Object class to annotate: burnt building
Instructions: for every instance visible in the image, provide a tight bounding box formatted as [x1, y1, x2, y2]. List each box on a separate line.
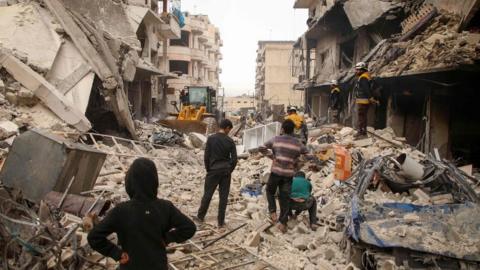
[292, 0, 480, 165]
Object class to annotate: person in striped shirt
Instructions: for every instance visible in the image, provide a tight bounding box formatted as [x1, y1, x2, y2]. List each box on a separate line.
[259, 119, 310, 233]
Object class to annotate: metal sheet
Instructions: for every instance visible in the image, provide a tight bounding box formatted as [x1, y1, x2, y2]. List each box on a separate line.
[44, 191, 110, 217]
[0, 129, 107, 202]
[347, 196, 480, 261]
[243, 122, 281, 151]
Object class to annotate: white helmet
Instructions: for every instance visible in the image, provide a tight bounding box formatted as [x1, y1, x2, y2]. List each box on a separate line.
[330, 79, 338, 85]
[288, 106, 297, 112]
[355, 62, 367, 70]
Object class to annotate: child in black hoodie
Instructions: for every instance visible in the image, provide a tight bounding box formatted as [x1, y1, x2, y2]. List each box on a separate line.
[88, 158, 196, 270]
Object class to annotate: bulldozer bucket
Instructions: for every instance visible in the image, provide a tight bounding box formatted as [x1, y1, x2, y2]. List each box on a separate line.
[158, 120, 207, 134]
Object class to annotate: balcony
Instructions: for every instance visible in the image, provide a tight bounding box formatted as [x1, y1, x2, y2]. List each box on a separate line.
[191, 48, 206, 61]
[168, 46, 192, 62]
[160, 14, 181, 39]
[190, 18, 206, 34]
[198, 35, 208, 43]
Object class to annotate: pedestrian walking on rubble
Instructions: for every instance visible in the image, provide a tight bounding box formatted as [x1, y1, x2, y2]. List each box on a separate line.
[260, 119, 311, 233]
[196, 119, 238, 228]
[353, 62, 377, 138]
[328, 79, 342, 124]
[88, 158, 196, 270]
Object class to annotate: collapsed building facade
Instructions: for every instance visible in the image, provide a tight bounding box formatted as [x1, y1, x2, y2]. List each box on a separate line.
[0, 0, 185, 138]
[291, 0, 480, 166]
[0, 0, 223, 138]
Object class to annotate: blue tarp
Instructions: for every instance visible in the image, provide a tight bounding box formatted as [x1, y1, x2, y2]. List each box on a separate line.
[172, 8, 185, 28]
[346, 195, 480, 262]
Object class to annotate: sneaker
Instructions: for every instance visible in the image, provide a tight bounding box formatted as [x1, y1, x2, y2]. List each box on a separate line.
[217, 224, 227, 233]
[269, 212, 278, 223]
[309, 223, 318, 231]
[277, 223, 288, 233]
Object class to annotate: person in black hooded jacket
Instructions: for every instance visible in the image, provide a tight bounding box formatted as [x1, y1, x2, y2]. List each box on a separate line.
[88, 158, 196, 270]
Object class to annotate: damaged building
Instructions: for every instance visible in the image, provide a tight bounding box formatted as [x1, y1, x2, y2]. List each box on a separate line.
[0, 0, 193, 138]
[165, 13, 223, 113]
[291, 0, 480, 166]
[255, 41, 303, 117]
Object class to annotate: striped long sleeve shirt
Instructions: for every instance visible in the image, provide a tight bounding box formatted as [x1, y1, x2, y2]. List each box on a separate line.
[259, 135, 309, 178]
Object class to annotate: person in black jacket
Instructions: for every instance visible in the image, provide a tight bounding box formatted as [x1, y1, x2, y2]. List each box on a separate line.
[87, 158, 196, 270]
[354, 62, 377, 138]
[196, 119, 238, 228]
[328, 79, 342, 124]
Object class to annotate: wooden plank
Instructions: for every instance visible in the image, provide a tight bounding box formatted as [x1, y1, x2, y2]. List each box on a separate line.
[56, 64, 91, 94]
[0, 51, 91, 132]
[43, 0, 116, 85]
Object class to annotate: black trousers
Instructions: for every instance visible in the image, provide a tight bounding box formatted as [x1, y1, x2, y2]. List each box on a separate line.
[357, 103, 369, 135]
[266, 173, 292, 225]
[290, 196, 318, 225]
[197, 169, 231, 226]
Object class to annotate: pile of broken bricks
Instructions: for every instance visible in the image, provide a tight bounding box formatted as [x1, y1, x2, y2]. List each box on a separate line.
[369, 11, 480, 77]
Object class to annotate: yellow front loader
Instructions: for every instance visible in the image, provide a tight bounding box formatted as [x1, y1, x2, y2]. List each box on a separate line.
[158, 86, 218, 134]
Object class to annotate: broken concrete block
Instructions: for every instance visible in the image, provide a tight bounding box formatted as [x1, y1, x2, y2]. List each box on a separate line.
[377, 259, 397, 270]
[328, 231, 344, 243]
[292, 236, 309, 250]
[412, 189, 431, 203]
[5, 92, 17, 105]
[17, 87, 37, 106]
[180, 193, 192, 201]
[431, 193, 454, 205]
[323, 248, 336, 261]
[295, 222, 309, 234]
[315, 259, 335, 270]
[0, 120, 18, 140]
[245, 231, 261, 247]
[344, 262, 360, 270]
[353, 137, 373, 147]
[403, 213, 420, 223]
[320, 199, 339, 217]
[189, 132, 207, 148]
[339, 127, 354, 137]
[322, 173, 335, 189]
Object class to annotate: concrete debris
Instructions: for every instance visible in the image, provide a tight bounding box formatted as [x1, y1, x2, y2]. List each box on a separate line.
[0, 120, 18, 140]
[0, 118, 479, 269]
[188, 132, 207, 149]
[370, 12, 480, 77]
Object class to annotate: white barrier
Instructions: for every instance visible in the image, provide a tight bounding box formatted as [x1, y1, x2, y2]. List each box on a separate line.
[243, 122, 281, 151]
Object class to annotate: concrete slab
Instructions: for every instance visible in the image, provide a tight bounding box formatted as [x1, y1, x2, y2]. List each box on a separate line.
[0, 3, 62, 71]
[46, 39, 94, 114]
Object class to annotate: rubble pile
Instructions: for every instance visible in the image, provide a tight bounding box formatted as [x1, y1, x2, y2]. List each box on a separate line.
[370, 12, 480, 76]
[202, 124, 480, 269]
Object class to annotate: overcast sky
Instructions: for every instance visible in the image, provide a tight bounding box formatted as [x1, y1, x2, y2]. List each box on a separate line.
[181, 0, 308, 97]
